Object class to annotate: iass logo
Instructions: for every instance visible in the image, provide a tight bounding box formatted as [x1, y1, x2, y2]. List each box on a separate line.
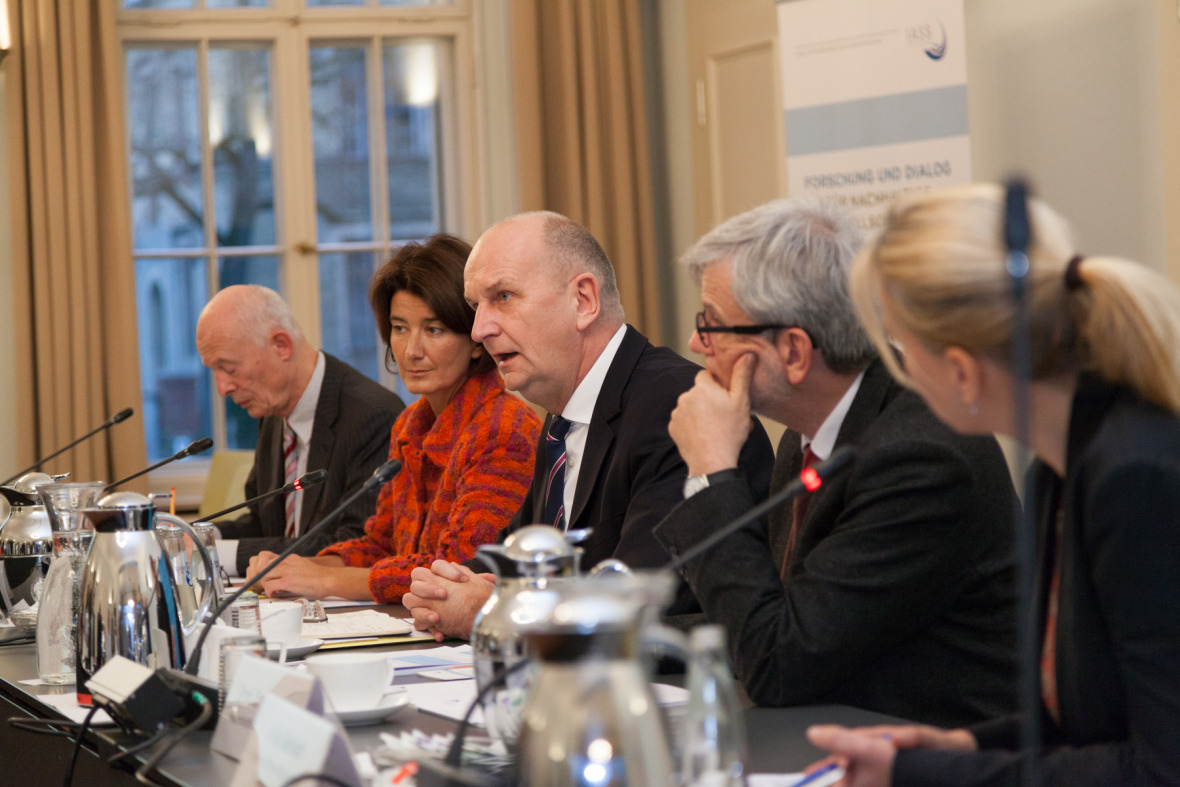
[906, 19, 947, 61]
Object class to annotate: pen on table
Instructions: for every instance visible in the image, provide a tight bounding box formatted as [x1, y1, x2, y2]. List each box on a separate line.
[792, 762, 844, 787]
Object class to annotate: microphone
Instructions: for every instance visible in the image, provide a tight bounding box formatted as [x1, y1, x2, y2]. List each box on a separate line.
[666, 446, 855, 573]
[184, 458, 402, 675]
[1004, 179, 1032, 258]
[197, 469, 328, 522]
[104, 437, 214, 492]
[1, 408, 135, 485]
[1003, 176, 1040, 787]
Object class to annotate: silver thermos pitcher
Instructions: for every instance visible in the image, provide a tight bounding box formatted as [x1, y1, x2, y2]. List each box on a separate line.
[514, 571, 682, 787]
[0, 472, 56, 614]
[75, 492, 216, 701]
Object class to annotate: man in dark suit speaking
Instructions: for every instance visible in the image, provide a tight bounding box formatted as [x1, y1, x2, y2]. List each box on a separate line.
[196, 285, 404, 577]
[654, 197, 1019, 728]
[402, 211, 773, 639]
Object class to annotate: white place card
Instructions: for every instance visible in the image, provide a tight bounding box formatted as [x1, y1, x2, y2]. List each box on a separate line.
[212, 656, 325, 761]
[231, 694, 361, 787]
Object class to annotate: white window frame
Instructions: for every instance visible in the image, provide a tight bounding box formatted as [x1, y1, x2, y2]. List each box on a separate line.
[114, 0, 516, 506]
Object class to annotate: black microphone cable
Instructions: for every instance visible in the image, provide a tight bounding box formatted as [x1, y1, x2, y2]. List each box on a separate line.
[666, 446, 855, 573]
[2, 408, 135, 485]
[131, 692, 213, 786]
[62, 703, 103, 787]
[184, 459, 402, 675]
[105, 437, 214, 492]
[198, 469, 328, 522]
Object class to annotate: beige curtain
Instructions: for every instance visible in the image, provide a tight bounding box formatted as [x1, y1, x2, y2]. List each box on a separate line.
[513, 0, 663, 345]
[6, 1, 145, 486]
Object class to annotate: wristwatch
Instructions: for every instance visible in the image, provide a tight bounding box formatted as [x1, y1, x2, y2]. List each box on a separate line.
[683, 468, 740, 499]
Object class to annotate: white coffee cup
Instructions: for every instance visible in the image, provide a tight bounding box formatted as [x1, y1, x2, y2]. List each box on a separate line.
[304, 652, 395, 712]
[259, 601, 303, 644]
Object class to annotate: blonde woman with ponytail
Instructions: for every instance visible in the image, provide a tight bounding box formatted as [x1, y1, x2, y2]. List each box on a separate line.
[807, 184, 1180, 786]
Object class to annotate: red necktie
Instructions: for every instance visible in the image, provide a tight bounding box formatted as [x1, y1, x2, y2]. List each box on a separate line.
[781, 445, 818, 581]
[283, 422, 298, 538]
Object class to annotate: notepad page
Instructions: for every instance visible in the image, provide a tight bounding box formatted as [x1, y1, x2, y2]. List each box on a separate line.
[300, 609, 413, 639]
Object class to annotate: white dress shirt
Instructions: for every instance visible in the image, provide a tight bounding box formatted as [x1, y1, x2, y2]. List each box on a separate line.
[554, 325, 627, 526]
[217, 351, 326, 575]
[801, 370, 865, 461]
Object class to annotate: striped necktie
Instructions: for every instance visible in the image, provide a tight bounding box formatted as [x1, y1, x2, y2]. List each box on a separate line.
[542, 416, 572, 529]
[283, 422, 298, 538]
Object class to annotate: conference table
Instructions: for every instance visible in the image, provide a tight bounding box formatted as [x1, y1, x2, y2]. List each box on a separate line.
[0, 605, 905, 785]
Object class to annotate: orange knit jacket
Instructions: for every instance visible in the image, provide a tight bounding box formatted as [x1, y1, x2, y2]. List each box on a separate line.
[319, 369, 540, 602]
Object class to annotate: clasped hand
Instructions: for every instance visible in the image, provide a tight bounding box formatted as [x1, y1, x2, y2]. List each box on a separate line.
[402, 560, 497, 642]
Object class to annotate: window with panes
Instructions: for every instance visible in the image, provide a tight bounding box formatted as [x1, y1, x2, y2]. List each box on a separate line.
[117, 0, 476, 462]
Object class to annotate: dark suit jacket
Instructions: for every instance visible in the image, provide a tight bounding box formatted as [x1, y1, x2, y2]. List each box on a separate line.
[894, 374, 1180, 785]
[484, 325, 774, 615]
[655, 359, 1019, 728]
[215, 353, 404, 575]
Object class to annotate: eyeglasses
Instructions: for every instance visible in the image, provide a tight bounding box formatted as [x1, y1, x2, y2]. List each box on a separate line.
[695, 310, 795, 349]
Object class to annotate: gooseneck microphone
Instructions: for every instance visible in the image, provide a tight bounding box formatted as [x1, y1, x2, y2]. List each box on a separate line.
[666, 446, 855, 573]
[184, 458, 403, 675]
[2, 408, 135, 485]
[104, 437, 214, 492]
[1004, 177, 1040, 787]
[197, 469, 329, 522]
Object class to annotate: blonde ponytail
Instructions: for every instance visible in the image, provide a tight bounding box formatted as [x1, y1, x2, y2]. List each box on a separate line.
[1071, 257, 1180, 412]
[851, 184, 1180, 414]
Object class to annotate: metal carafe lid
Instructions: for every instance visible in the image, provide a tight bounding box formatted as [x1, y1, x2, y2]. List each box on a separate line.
[503, 525, 574, 564]
[518, 571, 678, 655]
[477, 524, 577, 579]
[83, 491, 155, 533]
[0, 472, 56, 556]
[0, 472, 55, 508]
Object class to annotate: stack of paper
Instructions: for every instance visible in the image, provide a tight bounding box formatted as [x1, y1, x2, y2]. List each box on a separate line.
[300, 609, 413, 640]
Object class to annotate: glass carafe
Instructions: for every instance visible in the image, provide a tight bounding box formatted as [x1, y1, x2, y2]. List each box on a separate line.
[34, 482, 105, 684]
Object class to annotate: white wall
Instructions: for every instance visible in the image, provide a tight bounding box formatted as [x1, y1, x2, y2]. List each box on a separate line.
[0, 70, 17, 474]
[662, 0, 1178, 369]
[659, 0, 698, 358]
[965, 0, 1169, 270]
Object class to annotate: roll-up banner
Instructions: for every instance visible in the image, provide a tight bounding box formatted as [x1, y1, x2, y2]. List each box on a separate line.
[777, 0, 970, 230]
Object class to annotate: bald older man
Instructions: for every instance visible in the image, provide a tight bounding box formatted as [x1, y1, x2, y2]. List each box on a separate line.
[196, 285, 404, 576]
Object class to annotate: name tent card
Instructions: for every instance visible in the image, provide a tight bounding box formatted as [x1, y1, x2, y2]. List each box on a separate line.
[231, 693, 361, 787]
[213, 655, 325, 761]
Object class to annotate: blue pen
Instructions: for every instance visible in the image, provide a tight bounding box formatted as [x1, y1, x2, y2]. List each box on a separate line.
[791, 762, 844, 787]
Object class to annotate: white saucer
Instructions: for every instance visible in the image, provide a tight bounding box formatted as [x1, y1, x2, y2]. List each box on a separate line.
[265, 637, 324, 661]
[332, 689, 410, 726]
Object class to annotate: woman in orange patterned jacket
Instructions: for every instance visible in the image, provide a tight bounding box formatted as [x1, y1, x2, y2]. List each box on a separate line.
[249, 234, 540, 602]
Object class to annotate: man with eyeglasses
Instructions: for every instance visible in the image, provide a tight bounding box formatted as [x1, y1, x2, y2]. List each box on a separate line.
[653, 196, 1021, 728]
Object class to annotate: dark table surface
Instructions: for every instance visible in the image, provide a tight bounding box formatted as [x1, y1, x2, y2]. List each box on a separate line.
[0, 607, 905, 784]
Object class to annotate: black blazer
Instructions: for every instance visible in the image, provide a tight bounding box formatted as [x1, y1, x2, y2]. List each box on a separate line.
[216, 353, 404, 575]
[894, 374, 1180, 785]
[488, 325, 774, 614]
[655, 359, 1020, 728]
